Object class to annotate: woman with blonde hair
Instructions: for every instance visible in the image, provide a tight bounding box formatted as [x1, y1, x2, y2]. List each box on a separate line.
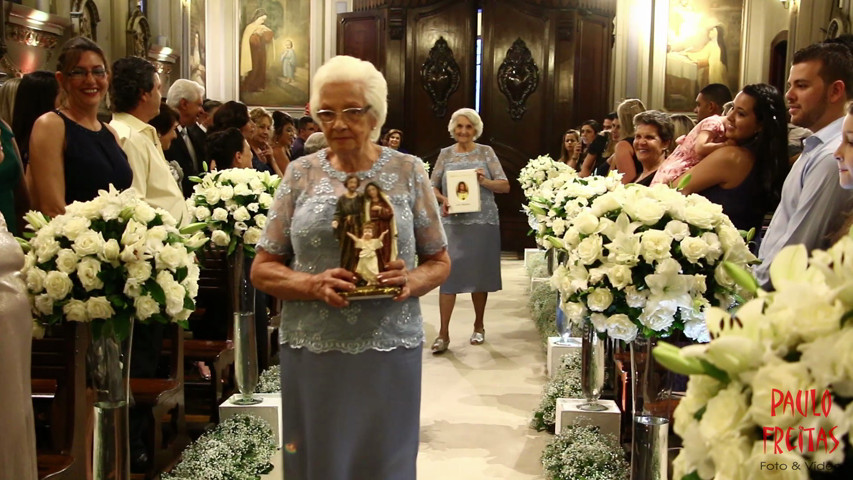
[249, 107, 281, 175]
[0, 77, 21, 125]
[611, 98, 646, 183]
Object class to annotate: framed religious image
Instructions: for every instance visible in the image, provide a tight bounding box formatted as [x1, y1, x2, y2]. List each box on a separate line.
[332, 177, 401, 300]
[238, 0, 310, 108]
[664, 0, 743, 112]
[446, 169, 481, 214]
[189, 0, 206, 87]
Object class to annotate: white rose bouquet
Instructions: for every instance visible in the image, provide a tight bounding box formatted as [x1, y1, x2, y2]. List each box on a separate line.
[525, 170, 623, 248]
[188, 168, 281, 257]
[20, 186, 206, 340]
[519, 154, 573, 200]
[653, 235, 853, 479]
[551, 183, 756, 343]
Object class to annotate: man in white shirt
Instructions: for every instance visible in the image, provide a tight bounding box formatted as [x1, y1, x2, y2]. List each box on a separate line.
[109, 56, 188, 226]
[755, 41, 853, 288]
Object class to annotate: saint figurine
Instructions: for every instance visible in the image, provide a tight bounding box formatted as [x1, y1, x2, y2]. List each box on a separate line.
[347, 223, 388, 286]
[362, 182, 397, 271]
[331, 175, 364, 272]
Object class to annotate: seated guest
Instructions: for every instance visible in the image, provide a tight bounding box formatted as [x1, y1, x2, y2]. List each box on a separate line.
[558, 129, 581, 169]
[611, 98, 646, 183]
[601, 111, 618, 158]
[249, 107, 280, 175]
[303, 131, 327, 155]
[383, 128, 408, 153]
[652, 83, 733, 185]
[578, 119, 608, 177]
[198, 99, 221, 132]
[631, 110, 673, 186]
[271, 110, 295, 174]
[207, 127, 254, 170]
[290, 115, 318, 159]
[28, 37, 131, 217]
[676, 84, 789, 233]
[210, 101, 272, 174]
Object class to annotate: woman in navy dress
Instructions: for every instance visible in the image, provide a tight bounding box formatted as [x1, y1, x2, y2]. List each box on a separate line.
[28, 37, 131, 216]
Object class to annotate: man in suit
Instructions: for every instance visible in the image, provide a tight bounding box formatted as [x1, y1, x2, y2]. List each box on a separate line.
[165, 79, 206, 197]
[291, 115, 318, 160]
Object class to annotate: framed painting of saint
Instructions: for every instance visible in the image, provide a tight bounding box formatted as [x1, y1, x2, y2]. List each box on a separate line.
[238, 0, 310, 108]
[189, 0, 206, 88]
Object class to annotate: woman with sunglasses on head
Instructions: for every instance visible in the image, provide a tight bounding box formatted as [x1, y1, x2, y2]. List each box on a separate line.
[28, 37, 131, 217]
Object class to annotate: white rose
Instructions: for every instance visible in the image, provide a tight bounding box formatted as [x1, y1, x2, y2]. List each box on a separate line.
[259, 192, 273, 209]
[560, 300, 587, 325]
[254, 214, 268, 229]
[156, 244, 185, 271]
[606, 264, 633, 290]
[26, 267, 48, 293]
[126, 261, 153, 283]
[701, 232, 723, 263]
[232, 206, 251, 222]
[586, 287, 613, 312]
[589, 313, 609, 332]
[574, 211, 600, 236]
[682, 196, 723, 229]
[624, 197, 666, 225]
[680, 237, 709, 264]
[638, 296, 677, 332]
[134, 294, 161, 321]
[211, 230, 230, 247]
[714, 264, 735, 288]
[194, 206, 211, 221]
[61, 216, 91, 240]
[605, 314, 638, 342]
[551, 218, 567, 236]
[717, 224, 744, 251]
[247, 202, 260, 213]
[212, 208, 229, 222]
[121, 219, 147, 246]
[233, 183, 251, 196]
[219, 185, 234, 201]
[34, 294, 55, 315]
[62, 298, 89, 322]
[44, 271, 73, 300]
[76, 257, 104, 291]
[162, 282, 187, 316]
[624, 285, 648, 308]
[133, 203, 157, 223]
[72, 231, 105, 257]
[562, 227, 580, 249]
[243, 227, 262, 245]
[640, 230, 673, 262]
[34, 235, 61, 263]
[99, 238, 121, 264]
[749, 361, 815, 429]
[249, 178, 264, 192]
[699, 382, 750, 441]
[590, 194, 621, 217]
[86, 296, 115, 320]
[203, 187, 221, 204]
[664, 220, 690, 241]
[575, 234, 603, 265]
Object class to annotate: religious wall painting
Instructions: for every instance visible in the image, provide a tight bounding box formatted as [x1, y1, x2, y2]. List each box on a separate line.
[239, 0, 310, 108]
[664, 0, 743, 112]
[189, 0, 206, 87]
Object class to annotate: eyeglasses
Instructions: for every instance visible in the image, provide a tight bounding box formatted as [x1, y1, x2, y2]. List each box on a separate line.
[314, 106, 371, 124]
[67, 67, 107, 79]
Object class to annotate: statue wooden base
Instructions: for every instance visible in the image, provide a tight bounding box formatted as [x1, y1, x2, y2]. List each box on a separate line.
[340, 285, 401, 300]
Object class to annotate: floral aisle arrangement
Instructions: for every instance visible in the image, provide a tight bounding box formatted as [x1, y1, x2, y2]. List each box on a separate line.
[524, 169, 624, 249]
[519, 154, 573, 200]
[21, 186, 205, 338]
[550, 183, 756, 343]
[541, 423, 629, 480]
[654, 237, 853, 479]
[255, 365, 281, 394]
[187, 168, 281, 257]
[532, 352, 584, 432]
[164, 414, 276, 480]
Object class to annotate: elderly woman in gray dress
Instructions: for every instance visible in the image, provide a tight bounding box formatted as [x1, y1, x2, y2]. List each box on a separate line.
[251, 55, 449, 480]
[429, 108, 509, 353]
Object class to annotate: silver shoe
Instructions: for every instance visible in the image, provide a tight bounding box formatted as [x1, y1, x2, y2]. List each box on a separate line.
[431, 337, 449, 354]
[469, 331, 485, 345]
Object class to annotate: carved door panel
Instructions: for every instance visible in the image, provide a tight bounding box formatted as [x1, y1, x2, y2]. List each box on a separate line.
[337, 10, 385, 71]
[404, 0, 477, 164]
[479, 0, 558, 252]
[573, 13, 613, 129]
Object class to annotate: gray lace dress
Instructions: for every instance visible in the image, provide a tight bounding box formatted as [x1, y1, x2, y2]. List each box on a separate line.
[257, 147, 446, 480]
[431, 143, 507, 293]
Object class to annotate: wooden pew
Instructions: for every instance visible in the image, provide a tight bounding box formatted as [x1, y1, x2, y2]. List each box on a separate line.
[31, 323, 89, 480]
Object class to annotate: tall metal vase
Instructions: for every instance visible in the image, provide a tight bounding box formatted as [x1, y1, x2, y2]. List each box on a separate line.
[630, 337, 669, 480]
[578, 321, 607, 411]
[87, 320, 134, 480]
[548, 248, 574, 345]
[228, 247, 262, 405]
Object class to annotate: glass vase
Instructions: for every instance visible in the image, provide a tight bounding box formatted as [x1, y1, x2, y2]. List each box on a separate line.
[578, 321, 607, 411]
[228, 247, 262, 405]
[87, 320, 134, 480]
[629, 337, 671, 480]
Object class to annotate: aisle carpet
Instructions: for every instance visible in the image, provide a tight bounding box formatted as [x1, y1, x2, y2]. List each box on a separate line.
[262, 254, 550, 479]
[418, 253, 550, 479]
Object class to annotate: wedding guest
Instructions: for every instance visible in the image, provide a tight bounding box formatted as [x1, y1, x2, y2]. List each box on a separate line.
[148, 103, 183, 183]
[631, 110, 673, 186]
[383, 128, 408, 153]
[303, 131, 327, 155]
[198, 98, 221, 132]
[28, 36, 131, 217]
[578, 119, 608, 177]
[271, 110, 295, 174]
[429, 108, 509, 352]
[558, 129, 581, 168]
[694, 83, 733, 122]
[676, 84, 789, 233]
[12, 71, 59, 168]
[669, 114, 696, 150]
[0, 77, 21, 125]
[164, 78, 206, 197]
[755, 42, 853, 288]
[611, 98, 646, 183]
[207, 127, 254, 171]
[290, 115, 318, 159]
[0, 207, 37, 480]
[251, 55, 449, 479]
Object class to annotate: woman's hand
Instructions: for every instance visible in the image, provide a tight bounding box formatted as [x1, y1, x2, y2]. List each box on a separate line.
[378, 259, 411, 301]
[476, 168, 486, 184]
[309, 267, 357, 308]
[440, 201, 450, 216]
